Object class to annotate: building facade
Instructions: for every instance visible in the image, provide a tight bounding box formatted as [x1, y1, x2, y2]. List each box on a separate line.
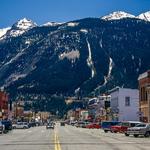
[0, 91, 8, 119]
[88, 95, 111, 122]
[138, 70, 150, 122]
[109, 87, 139, 121]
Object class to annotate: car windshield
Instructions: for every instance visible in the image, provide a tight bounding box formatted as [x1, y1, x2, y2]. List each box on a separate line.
[135, 124, 146, 127]
[121, 122, 129, 126]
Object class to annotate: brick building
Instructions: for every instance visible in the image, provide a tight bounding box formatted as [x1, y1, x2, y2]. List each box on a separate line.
[138, 70, 150, 122]
[0, 90, 8, 119]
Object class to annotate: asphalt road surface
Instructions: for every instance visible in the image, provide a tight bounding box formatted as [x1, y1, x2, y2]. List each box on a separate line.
[0, 123, 150, 150]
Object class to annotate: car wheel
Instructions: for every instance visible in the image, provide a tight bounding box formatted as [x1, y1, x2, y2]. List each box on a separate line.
[125, 133, 129, 136]
[104, 130, 108, 133]
[134, 134, 139, 137]
[144, 132, 150, 137]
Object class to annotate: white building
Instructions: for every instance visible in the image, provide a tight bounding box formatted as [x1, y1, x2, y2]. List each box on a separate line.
[109, 87, 139, 121]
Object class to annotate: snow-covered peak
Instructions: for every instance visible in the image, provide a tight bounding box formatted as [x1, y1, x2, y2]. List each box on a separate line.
[137, 11, 150, 22]
[42, 22, 63, 27]
[0, 27, 11, 38]
[101, 11, 135, 20]
[1, 18, 37, 38]
[12, 18, 37, 30]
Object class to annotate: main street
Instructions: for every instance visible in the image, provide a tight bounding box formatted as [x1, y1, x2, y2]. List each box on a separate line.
[0, 124, 150, 150]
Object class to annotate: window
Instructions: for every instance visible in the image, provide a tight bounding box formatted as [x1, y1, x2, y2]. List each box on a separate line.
[125, 97, 130, 106]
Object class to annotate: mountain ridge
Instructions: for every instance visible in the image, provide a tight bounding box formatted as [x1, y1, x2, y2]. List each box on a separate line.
[1, 11, 150, 40]
[0, 16, 150, 98]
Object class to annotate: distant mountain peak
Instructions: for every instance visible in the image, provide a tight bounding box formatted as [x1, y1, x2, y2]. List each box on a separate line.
[12, 18, 37, 30]
[137, 11, 150, 22]
[101, 11, 135, 20]
[1, 18, 37, 39]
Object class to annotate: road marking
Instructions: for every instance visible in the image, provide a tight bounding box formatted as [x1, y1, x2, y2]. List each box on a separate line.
[54, 130, 61, 150]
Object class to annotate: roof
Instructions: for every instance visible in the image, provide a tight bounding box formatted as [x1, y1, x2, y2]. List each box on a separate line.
[108, 86, 138, 94]
[108, 86, 120, 93]
[138, 70, 150, 80]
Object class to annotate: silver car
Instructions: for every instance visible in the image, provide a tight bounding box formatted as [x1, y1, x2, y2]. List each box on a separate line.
[12, 122, 29, 129]
[126, 123, 150, 137]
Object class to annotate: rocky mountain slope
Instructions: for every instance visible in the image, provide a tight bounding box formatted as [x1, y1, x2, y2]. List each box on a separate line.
[0, 11, 150, 97]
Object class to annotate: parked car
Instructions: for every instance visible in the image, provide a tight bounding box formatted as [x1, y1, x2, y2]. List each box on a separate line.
[60, 121, 65, 126]
[28, 122, 36, 127]
[101, 121, 121, 133]
[75, 122, 83, 128]
[2, 120, 12, 132]
[0, 121, 5, 134]
[111, 121, 141, 133]
[12, 122, 29, 129]
[86, 123, 101, 129]
[75, 121, 88, 128]
[46, 122, 55, 129]
[80, 122, 89, 128]
[126, 123, 150, 137]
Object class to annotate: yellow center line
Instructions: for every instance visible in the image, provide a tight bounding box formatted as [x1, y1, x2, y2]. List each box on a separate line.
[54, 129, 62, 150]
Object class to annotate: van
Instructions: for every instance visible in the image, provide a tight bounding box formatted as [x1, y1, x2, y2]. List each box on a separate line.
[101, 121, 120, 133]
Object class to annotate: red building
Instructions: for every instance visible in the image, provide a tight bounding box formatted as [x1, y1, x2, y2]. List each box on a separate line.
[138, 70, 150, 122]
[0, 91, 8, 119]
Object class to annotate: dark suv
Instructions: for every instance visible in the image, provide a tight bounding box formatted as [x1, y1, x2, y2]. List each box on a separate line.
[2, 120, 12, 132]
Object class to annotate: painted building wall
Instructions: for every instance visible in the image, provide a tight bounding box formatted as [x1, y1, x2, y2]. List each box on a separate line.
[110, 87, 139, 121]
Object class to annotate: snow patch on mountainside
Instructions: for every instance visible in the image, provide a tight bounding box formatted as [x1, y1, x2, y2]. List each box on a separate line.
[86, 39, 96, 78]
[107, 57, 113, 79]
[42, 22, 64, 26]
[25, 40, 31, 45]
[99, 39, 103, 48]
[80, 29, 88, 33]
[103, 57, 113, 86]
[101, 11, 135, 20]
[94, 57, 113, 91]
[4, 46, 29, 66]
[0, 27, 11, 38]
[67, 22, 79, 27]
[59, 50, 80, 63]
[4, 73, 27, 87]
[75, 87, 80, 94]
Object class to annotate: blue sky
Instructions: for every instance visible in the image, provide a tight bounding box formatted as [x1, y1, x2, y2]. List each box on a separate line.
[0, 0, 150, 28]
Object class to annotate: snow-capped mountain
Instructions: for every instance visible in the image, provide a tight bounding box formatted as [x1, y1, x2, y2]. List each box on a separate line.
[137, 11, 150, 22]
[0, 27, 11, 38]
[1, 18, 37, 39]
[101, 11, 135, 20]
[0, 14, 150, 98]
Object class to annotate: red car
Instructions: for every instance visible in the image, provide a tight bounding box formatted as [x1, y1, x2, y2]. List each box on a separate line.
[111, 121, 141, 133]
[86, 123, 101, 129]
